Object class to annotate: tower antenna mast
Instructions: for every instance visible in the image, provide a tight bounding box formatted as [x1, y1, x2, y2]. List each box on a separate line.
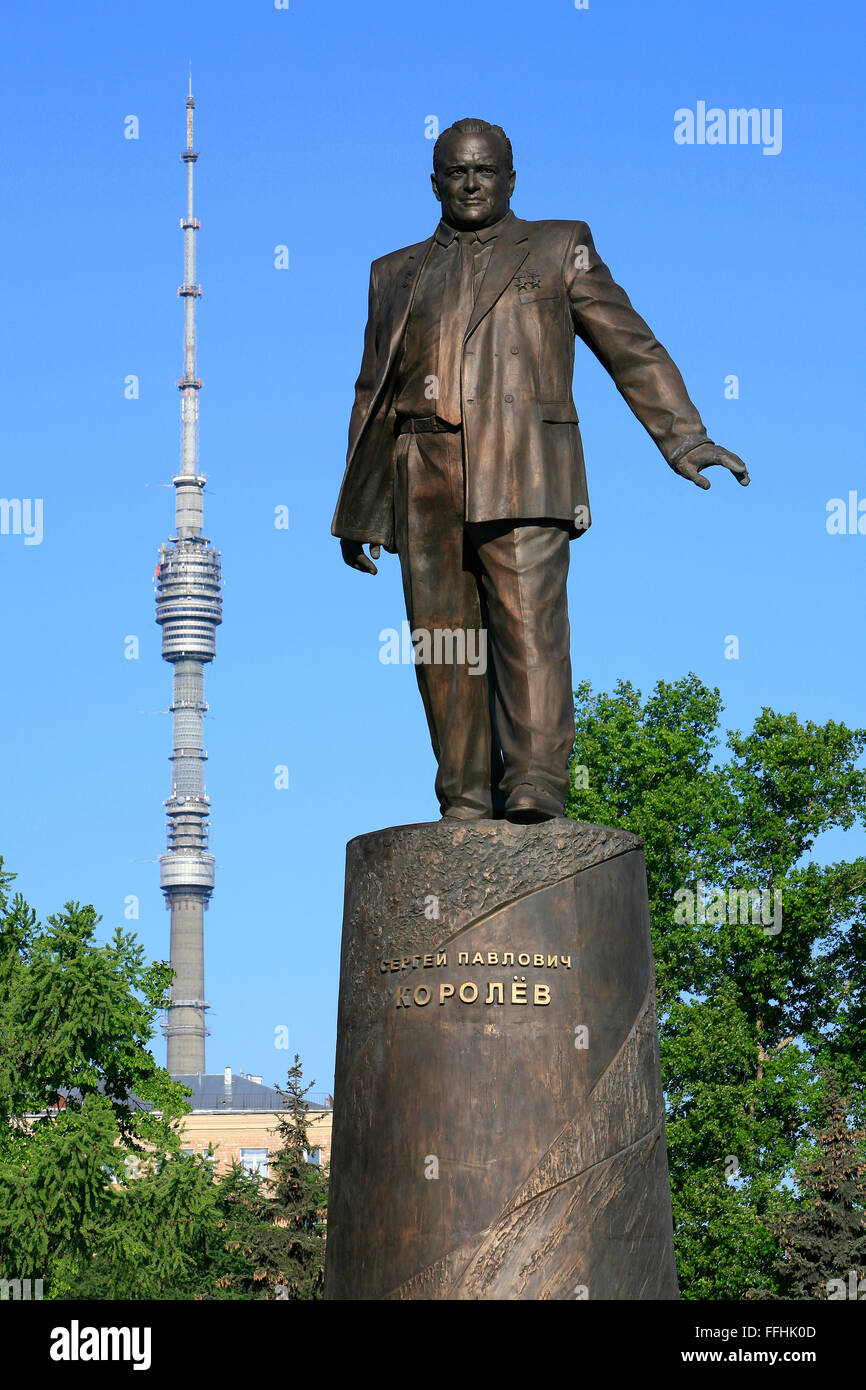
[155, 83, 222, 1074]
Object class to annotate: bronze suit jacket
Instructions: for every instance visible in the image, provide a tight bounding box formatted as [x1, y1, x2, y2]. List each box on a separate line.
[331, 214, 708, 550]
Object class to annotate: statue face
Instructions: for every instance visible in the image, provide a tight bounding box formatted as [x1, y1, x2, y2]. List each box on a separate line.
[431, 131, 515, 231]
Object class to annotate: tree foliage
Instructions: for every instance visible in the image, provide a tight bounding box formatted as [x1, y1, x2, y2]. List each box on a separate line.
[754, 1069, 866, 1299]
[567, 675, 866, 1299]
[209, 1057, 329, 1301]
[0, 860, 199, 1294]
[0, 861, 327, 1299]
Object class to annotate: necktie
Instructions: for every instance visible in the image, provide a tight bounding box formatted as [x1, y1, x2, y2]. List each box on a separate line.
[436, 231, 476, 425]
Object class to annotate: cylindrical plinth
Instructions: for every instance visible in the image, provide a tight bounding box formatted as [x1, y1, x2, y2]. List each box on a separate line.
[325, 819, 678, 1300]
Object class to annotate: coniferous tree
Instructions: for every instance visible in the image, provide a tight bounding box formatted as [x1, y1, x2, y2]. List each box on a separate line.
[214, 1057, 329, 1300]
[761, 1070, 866, 1299]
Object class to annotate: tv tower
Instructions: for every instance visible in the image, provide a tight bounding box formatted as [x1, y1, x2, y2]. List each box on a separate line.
[155, 80, 222, 1074]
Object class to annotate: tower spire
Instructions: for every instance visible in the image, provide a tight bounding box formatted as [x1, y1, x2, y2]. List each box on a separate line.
[155, 84, 222, 1075]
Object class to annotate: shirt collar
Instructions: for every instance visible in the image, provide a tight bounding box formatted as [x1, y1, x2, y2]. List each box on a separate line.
[434, 208, 515, 246]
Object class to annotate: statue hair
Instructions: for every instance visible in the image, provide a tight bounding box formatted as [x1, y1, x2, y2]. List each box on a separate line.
[433, 118, 513, 171]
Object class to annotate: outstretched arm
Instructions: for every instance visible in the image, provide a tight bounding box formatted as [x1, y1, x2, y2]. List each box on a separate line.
[565, 222, 749, 489]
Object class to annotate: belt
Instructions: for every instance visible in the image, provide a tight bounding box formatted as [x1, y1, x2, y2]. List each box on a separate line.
[397, 416, 462, 436]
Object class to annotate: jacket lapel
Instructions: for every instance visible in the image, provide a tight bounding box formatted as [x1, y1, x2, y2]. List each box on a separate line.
[380, 239, 435, 387]
[346, 240, 434, 465]
[464, 219, 530, 341]
[352, 217, 529, 452]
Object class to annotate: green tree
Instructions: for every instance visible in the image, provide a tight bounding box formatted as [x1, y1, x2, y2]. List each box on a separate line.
[567, 675, 866, 1299]
[754, 1070, 866, 1299]
[53, 1148, 231, 1300]
[0, 859, 226, 1297]
[0, 860, 331, 1300]
[212, 1057, 329, 1300]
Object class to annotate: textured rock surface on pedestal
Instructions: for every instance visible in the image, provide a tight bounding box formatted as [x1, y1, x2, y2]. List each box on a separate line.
[324, 819, 678, 1300]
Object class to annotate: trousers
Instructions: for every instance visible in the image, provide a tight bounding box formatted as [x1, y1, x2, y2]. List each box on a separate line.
[393, 426, 574, 818]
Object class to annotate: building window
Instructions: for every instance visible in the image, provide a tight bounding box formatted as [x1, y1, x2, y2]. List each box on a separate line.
[240, 1148, 269, 1178]
[304, 1147, 322, 1168]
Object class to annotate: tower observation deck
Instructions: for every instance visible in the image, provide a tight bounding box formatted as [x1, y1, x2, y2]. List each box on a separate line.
[156, 83, 222, 1074]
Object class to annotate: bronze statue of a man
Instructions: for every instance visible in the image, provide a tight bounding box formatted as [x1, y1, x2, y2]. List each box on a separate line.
[332, 118, 749, 823]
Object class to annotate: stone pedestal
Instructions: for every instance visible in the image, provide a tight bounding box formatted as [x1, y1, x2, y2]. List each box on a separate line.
[324, 819, 678, 1300]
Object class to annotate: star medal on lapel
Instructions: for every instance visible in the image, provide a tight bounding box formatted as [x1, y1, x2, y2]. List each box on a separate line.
[514, 270, 542, 292]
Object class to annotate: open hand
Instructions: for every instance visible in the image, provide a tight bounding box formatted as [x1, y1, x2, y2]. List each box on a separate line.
[675, 442, 750, 490]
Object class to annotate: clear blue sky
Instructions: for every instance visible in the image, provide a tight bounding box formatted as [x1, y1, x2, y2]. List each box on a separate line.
[1, 0, 863, 1096]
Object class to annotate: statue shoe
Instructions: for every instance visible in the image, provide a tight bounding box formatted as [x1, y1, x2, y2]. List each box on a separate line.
[504, 785, 564, 824]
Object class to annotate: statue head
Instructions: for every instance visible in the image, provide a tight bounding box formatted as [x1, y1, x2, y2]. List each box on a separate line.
[431, 118, 515, 231]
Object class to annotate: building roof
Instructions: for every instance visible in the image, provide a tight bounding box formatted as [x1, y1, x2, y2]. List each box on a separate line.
[173, 1073, 333, 1113]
